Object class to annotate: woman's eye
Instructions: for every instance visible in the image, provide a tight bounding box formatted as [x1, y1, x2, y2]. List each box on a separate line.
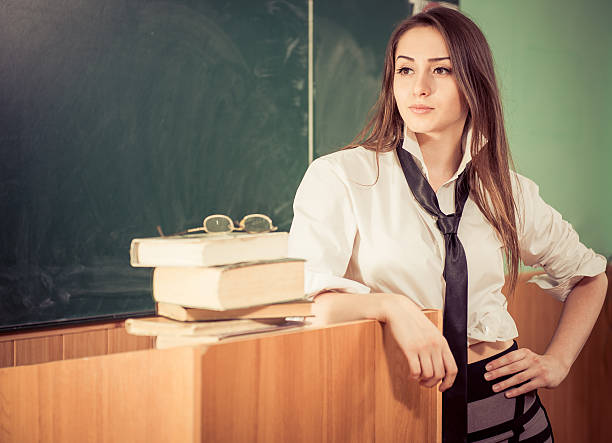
[396, 67, 413, 75]
[433, 67, 452, 75]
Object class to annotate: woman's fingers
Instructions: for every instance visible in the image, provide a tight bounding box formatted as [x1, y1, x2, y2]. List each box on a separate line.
[490, 369, 535, 394]
[420, 350, 445, 388]
[406, 344, 447, 387]
[485, 348, 528, 369]
[439, 343, 458, 392]
[406, 353, 423, 379]
[485, 358, 528, 381]
[504, 378, 540, 398]
[419, 353, 434, 380]
[432, 349, 446, 384]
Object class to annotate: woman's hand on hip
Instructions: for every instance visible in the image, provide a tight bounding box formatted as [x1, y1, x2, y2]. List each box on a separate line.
[483, 347, 570, 398]
[382, 294, 457, 392]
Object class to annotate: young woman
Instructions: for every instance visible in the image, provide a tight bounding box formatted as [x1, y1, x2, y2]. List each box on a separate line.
[288, 6, 607, 443]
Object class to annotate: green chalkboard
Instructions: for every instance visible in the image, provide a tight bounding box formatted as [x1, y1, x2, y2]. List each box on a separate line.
[313, 1, 460, 158]
[314, 0, 411, 157]
[0, 0, 308, 330]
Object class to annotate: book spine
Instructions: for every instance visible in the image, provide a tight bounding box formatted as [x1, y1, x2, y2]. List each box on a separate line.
[129, 240, 141, 266]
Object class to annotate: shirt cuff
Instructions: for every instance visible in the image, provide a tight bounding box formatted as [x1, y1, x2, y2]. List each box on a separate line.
[527, 252, 607, 302]
[304, 270, 371, 300]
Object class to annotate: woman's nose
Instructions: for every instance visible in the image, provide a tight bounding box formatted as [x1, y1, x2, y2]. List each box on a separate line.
[413, 73, 431, 97]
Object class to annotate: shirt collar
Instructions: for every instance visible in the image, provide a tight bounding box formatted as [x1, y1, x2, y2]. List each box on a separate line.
[400, 127, 475, 185]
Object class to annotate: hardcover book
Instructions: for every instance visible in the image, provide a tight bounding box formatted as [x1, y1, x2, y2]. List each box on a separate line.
[156, 299, 313, 321]
[124, 317, 305, 349]
[152, 258, 305, 310]
[130, 232, 289, 267]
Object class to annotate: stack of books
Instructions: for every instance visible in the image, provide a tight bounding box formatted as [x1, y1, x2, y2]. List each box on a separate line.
[126, 232, 312, 348]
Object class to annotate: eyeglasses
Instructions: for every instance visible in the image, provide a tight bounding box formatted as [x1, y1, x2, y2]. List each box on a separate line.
[157, 214, 278, 236]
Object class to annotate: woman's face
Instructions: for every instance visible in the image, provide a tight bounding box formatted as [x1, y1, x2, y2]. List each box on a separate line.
[393, 26, 468, 138]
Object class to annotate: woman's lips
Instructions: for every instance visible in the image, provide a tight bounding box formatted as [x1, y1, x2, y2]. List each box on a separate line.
[409, 105, 434, 114]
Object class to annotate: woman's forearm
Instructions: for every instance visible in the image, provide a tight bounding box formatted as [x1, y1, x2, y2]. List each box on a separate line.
[311, 291, 420, 325]
[544, 272, 608, 371]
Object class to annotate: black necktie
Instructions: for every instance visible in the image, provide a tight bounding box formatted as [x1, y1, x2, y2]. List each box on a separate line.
[396, 144, 470, 443]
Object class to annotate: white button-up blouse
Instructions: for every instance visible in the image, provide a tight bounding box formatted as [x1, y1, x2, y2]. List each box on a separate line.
[288, 132, 607, 345]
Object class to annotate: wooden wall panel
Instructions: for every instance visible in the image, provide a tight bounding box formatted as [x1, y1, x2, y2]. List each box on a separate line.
[324, 320, 375, 443]
[375, 310, 442, 443]
[1, 320, 154, 368]
[108, 325, 154, 353]
[0, 346, 201, 443]
[0, 341, 14, 368]
[15, 336, 63, 366]
[587, 268, 611, 443]
[507, 267, 611, 443]
[1, 321, 120, 342]
[63, 329, 108, 360]
[199, 320, 378, 443]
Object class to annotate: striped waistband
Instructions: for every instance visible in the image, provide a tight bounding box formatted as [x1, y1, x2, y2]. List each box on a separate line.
[467, 340, 518, 403]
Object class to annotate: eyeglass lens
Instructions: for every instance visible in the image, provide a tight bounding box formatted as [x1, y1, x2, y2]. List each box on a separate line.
[204, 217, 233, 233]
[242, 216, 271, 233]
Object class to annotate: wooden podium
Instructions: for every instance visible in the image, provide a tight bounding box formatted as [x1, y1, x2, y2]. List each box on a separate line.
[0, 315, 442, 443]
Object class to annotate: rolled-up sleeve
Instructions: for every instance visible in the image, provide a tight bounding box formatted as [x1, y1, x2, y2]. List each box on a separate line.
[288, 157, 371, 298]
[515, 174, 607, 301]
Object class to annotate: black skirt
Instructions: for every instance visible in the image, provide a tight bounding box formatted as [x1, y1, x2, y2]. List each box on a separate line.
[467, 341, 554, 442]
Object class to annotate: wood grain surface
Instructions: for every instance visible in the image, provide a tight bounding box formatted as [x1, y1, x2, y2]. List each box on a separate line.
[0, 319, 442, 442]
[507, 266, 611, 443]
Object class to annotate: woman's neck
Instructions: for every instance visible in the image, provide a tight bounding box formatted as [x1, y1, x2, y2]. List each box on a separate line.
[416, 128, 464, 192]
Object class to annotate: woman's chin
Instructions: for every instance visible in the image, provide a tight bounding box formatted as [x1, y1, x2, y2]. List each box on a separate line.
[405, 123, 436, 135]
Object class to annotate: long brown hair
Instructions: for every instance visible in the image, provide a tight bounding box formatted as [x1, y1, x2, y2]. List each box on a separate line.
[344, 7, 521, 295]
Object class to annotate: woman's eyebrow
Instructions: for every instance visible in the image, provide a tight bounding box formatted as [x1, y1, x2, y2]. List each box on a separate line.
[396, 56, 450, 62]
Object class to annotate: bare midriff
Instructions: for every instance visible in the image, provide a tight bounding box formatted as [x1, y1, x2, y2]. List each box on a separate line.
[467, 339, 515, 364]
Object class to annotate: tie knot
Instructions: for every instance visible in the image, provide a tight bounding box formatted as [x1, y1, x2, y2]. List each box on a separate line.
[436, 214, 460, 235]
